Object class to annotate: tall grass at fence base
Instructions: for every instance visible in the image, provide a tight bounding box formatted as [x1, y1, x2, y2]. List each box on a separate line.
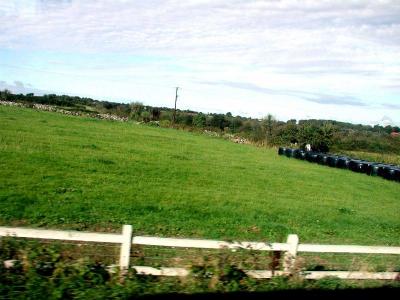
[1, 239, 399, 299]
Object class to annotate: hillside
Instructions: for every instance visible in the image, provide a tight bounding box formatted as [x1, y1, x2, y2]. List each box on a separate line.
[0, 105, 399, 245]
[2, 91, 400, 161]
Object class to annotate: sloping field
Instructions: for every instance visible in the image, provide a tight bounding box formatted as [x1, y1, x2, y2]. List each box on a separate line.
[0, 105, 399, 245]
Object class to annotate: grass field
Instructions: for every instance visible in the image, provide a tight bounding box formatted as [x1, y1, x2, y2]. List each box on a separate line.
[0, 105, 399, 246]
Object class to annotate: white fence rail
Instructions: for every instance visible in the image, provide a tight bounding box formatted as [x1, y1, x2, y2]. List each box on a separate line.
[1, 225, 399, 280]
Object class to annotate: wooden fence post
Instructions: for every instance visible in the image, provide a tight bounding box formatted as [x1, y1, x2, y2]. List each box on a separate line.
[119, 225, 133, 271]
[283, 234, 299, 274]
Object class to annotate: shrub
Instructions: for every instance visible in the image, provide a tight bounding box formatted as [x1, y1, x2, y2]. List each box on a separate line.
[193, 113, 206, 127]
[140, 111, 151, 123]
[159, 120, 171, 128]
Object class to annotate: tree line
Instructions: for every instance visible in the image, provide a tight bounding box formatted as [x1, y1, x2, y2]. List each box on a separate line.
[1, 89, 399, 155]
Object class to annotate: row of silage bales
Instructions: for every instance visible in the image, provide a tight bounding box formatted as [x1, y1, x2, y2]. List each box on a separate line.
[317, 153, 329, 165]
[326, 155, 339, 167]
[337, 156, 351, 169]
[277, 147, 400, 182]
[378, 164, 400, 181]
[294, 149, 306, 160]
[305, 151, 319, 163]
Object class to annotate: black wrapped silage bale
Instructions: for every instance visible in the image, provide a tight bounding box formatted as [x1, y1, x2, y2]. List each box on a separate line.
[343, 159, 374, 174]
[278, 147, 286, 155]
[317, 153, 329, 165]
[377, 164, 390, 178]
[305, 152, 319, 163]
[382, 166, 398, 181]
[363, 161, 376, 175]
[293, 149, 301, 159]
[348, 159, 363, 173]
[394, 168, 400, 182]
[337, 157, 350, 169]
[326, 155, 339, 168]
[370, 164, 384, 176]
[296, 150, 306, 160]
[358, 161, 374, 174]
[387, 167, 397, 181]
[292, 149, 301, 158]
[285, 148, 295, 158]
[312, 152, 319, 163]
[305, 151, 312, 162]
[353, 160, 370, 173]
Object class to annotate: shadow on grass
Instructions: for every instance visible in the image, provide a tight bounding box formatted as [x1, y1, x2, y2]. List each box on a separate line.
[137, 287, 400, 300]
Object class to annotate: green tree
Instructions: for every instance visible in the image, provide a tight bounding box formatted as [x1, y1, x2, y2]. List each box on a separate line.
[210, 114, 229, 130]
[298, 122, 336, 152]
[261, 114, 275, 145]
[0, 89, 11, 101]
[277, 123, 298, 145]
[193, 113, 206, 127]
[183, 114, 193, 126]
[129, 101, 144, 120]
[150, 107, 161, 121]
[229, 117, 242, 132]
[140, 111, 151, 123]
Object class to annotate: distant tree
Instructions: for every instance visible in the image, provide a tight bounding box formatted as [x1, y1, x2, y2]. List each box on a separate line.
[160, 110, 173, 121]
[140, 111, 151, 123]
[317, 122, 336, 152]
[229, 117, 242, 132]
[261, 114, 275, 144]
[278, 122, 298, 145]
[150, 107, 161, 121]
[384, 125, 393, 135]
[250, 122, 264, 141]
[129, 101, 144, 120]
[297, 122, 336, 152]
[171, 113, 192, 126]
[182, 114, 193, 126]
[193, 113, 206, 127]
[0, 89, 11, 101]
[210, 114, 229, 130]
[373, 125, 384, 133]
[239, 120, 253, 133]
[114, 104, 130, 117]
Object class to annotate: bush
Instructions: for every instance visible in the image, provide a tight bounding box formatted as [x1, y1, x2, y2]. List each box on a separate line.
[159, 120, 171, 128]
[140, 111, 151, 123]
[193, 113, 206, 127]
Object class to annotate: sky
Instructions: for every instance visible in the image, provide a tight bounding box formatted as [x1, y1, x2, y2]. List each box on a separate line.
[0, 0, 399, 126]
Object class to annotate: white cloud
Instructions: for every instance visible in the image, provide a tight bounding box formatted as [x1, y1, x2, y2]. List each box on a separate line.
[0, 0, 399, 124]
[0, 80, 50, 95]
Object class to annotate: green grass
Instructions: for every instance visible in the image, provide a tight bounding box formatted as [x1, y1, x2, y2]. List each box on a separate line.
[0, 105, 399, 246]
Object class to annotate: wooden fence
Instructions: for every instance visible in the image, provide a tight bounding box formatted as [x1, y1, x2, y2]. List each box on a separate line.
[1, 225, 399, 280]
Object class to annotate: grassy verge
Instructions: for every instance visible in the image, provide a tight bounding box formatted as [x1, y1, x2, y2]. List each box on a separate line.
[1, 238, 399, 299]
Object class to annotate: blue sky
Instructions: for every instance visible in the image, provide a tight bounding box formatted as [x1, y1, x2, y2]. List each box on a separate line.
[0, 0, 399, 125]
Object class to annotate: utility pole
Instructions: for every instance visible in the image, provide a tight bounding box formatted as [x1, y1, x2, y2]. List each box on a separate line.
[172, 87, 179, 124]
